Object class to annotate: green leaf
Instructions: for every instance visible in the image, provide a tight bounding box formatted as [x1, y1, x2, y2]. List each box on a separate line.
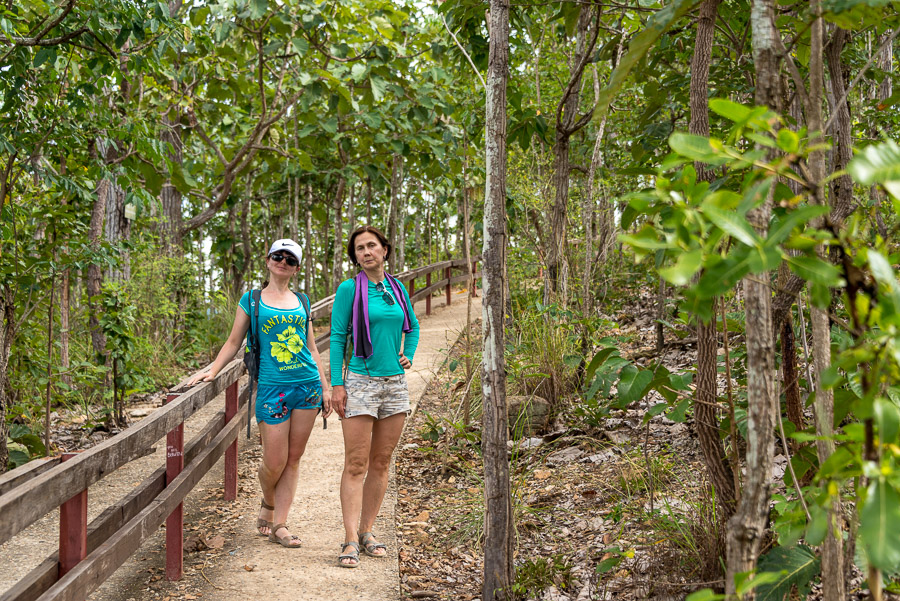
[659, 248, 703, 286]
[591, 0, 697, 129]
[250, 0, 268, 19]
[292, 37, 309, 55]
[786, 255, 844, 287]
[776, 129, 800, 153]
[297, 150, 313, 171]
[686, 590, 724, 601]
[766, 205, 829, 245]
[585, 347, 618, 383]
[33, 47, 56, 68]
[709, 98, 752, 123]
[755, 545, 820, 601]
[874, 397, 900, 446]
[869, 250, 898, 290]
[369, 73, 388, 101]
[848, 139, 900, 190]
[7, 448, 30, 468]
[616, 365, 653, 405]
[860, 477, 900, 571]
[702, 204, 761, 247]
[669, 133, 726, 164]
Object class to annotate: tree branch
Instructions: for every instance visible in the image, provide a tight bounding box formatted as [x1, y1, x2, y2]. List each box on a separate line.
[441, 14, 485, 89]
[823, 27, 900, 133]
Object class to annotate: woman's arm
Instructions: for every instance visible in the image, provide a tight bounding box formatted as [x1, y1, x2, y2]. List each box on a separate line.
[306, 330, 333, 418]
[329, 280, 353, 386]
[400, 284, 420, 366]
[187, 306, 250, 385]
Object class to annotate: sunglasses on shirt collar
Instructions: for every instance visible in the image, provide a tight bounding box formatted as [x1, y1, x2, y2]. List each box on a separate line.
[269, 253, 299, 267]
[375, 281, 395, 305]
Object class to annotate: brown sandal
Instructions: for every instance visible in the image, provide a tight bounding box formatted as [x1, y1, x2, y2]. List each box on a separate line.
[268, 523, 302, 548]
[257, 499, 274, 536]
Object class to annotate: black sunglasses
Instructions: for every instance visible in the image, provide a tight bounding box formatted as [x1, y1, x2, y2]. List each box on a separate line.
[375, 282, 395, 305]
[269, 253, 299, 267]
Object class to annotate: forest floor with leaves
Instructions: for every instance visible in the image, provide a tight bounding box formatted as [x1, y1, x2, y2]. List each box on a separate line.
[394, 285, 883, 601]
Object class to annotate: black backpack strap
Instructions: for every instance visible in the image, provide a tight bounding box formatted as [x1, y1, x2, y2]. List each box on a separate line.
[295, 290, 325, 429]
[246, 289, 261, 439]
[294, 291, 311, 337]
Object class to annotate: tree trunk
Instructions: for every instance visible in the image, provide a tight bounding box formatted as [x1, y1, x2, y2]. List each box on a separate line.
[305, 185, 313, 292]
[104, 181, 130, 282]
[365, 176, 373, 226]
[332, 177, 346, 291]
[87, 179, 110, 363]
[347, 179, 356, 236]
[779, 263, 804, 436]
[388, 154, 402, 249]
[397, 180, 408, 271]
[0, 284, 15, 472]
[689, 0, 736, 517]
[160, 117, 183, 252]
[546, 6, 593, 307]
[808, 5, 845, 599]
[825, 27, 855, 228]
[725, 0, 778, 593]
[585, 110, 609, 321]
[482, 1, 514, 599]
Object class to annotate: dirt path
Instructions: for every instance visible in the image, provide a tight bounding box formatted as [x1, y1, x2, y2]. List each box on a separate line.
[0, 287, 480, 601]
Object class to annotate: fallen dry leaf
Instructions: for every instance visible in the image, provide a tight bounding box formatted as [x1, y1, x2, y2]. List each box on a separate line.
[414, 510, 430, 523]
[205, 535, 225, 549]
[534, 469, 552, 480]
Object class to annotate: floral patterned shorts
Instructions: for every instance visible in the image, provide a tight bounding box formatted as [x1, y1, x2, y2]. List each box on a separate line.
[256, 381, 322, 425]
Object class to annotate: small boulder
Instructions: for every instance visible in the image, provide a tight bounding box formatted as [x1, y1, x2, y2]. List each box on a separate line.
[507, 395, 551, 439]
[547, 446, 584, 465]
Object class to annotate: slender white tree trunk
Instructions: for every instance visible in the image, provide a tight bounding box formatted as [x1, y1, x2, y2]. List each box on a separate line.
[482, 2, 513, 599]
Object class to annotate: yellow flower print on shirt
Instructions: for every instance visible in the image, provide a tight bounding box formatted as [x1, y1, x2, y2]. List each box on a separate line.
[270, 326, 305, 363]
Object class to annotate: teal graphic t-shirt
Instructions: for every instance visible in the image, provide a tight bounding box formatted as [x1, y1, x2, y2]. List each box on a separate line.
[239, 292, 320, 386]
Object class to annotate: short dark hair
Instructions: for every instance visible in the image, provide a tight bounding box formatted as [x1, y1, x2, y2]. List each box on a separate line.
[347, 225, 392, 266]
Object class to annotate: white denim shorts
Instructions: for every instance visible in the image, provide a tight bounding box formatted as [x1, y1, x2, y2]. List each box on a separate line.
[344, 371, 411, 420]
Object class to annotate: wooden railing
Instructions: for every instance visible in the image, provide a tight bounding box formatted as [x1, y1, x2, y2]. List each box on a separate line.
[0, 257, 479, 601]
[0, 361, 248, 601]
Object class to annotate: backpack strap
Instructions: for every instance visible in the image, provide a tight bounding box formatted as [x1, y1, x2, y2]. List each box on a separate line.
[294, 291, 311, 337]
[246, 289, 261, 439]
[295, 290, 325, 429]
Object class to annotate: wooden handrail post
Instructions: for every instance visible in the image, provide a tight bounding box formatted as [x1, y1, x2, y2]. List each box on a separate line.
[409, 277, 415, 303]
[445, 266, 452, 306]
[224, 380, 238, 501]
[165, 392, 184, 581]
[59, 452, 87, 577]
[426, 272, 432, 315]
[471, 260, 478, 297]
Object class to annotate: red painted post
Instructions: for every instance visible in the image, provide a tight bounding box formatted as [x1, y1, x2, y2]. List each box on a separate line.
[470, 260, 478, 297]
[224, 380, 238, 501]
[445, 266, 452, 306]
[165, 392, 184, 581]
[425, 272, 432, 315]
[59, 453, 87, 577]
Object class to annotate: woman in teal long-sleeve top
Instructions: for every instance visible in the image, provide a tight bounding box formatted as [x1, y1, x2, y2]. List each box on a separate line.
[330, 225, 419, 567]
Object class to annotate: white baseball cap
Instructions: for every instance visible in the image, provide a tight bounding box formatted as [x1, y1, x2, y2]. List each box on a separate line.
[268, 239, 301, 261]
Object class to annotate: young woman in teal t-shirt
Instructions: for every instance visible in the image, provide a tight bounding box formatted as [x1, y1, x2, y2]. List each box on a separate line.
[189, 239, 332, 549]
[330, 225, 419, 567]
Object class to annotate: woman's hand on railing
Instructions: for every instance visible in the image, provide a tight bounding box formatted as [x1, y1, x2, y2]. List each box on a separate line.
[186, 371, 215, 386]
